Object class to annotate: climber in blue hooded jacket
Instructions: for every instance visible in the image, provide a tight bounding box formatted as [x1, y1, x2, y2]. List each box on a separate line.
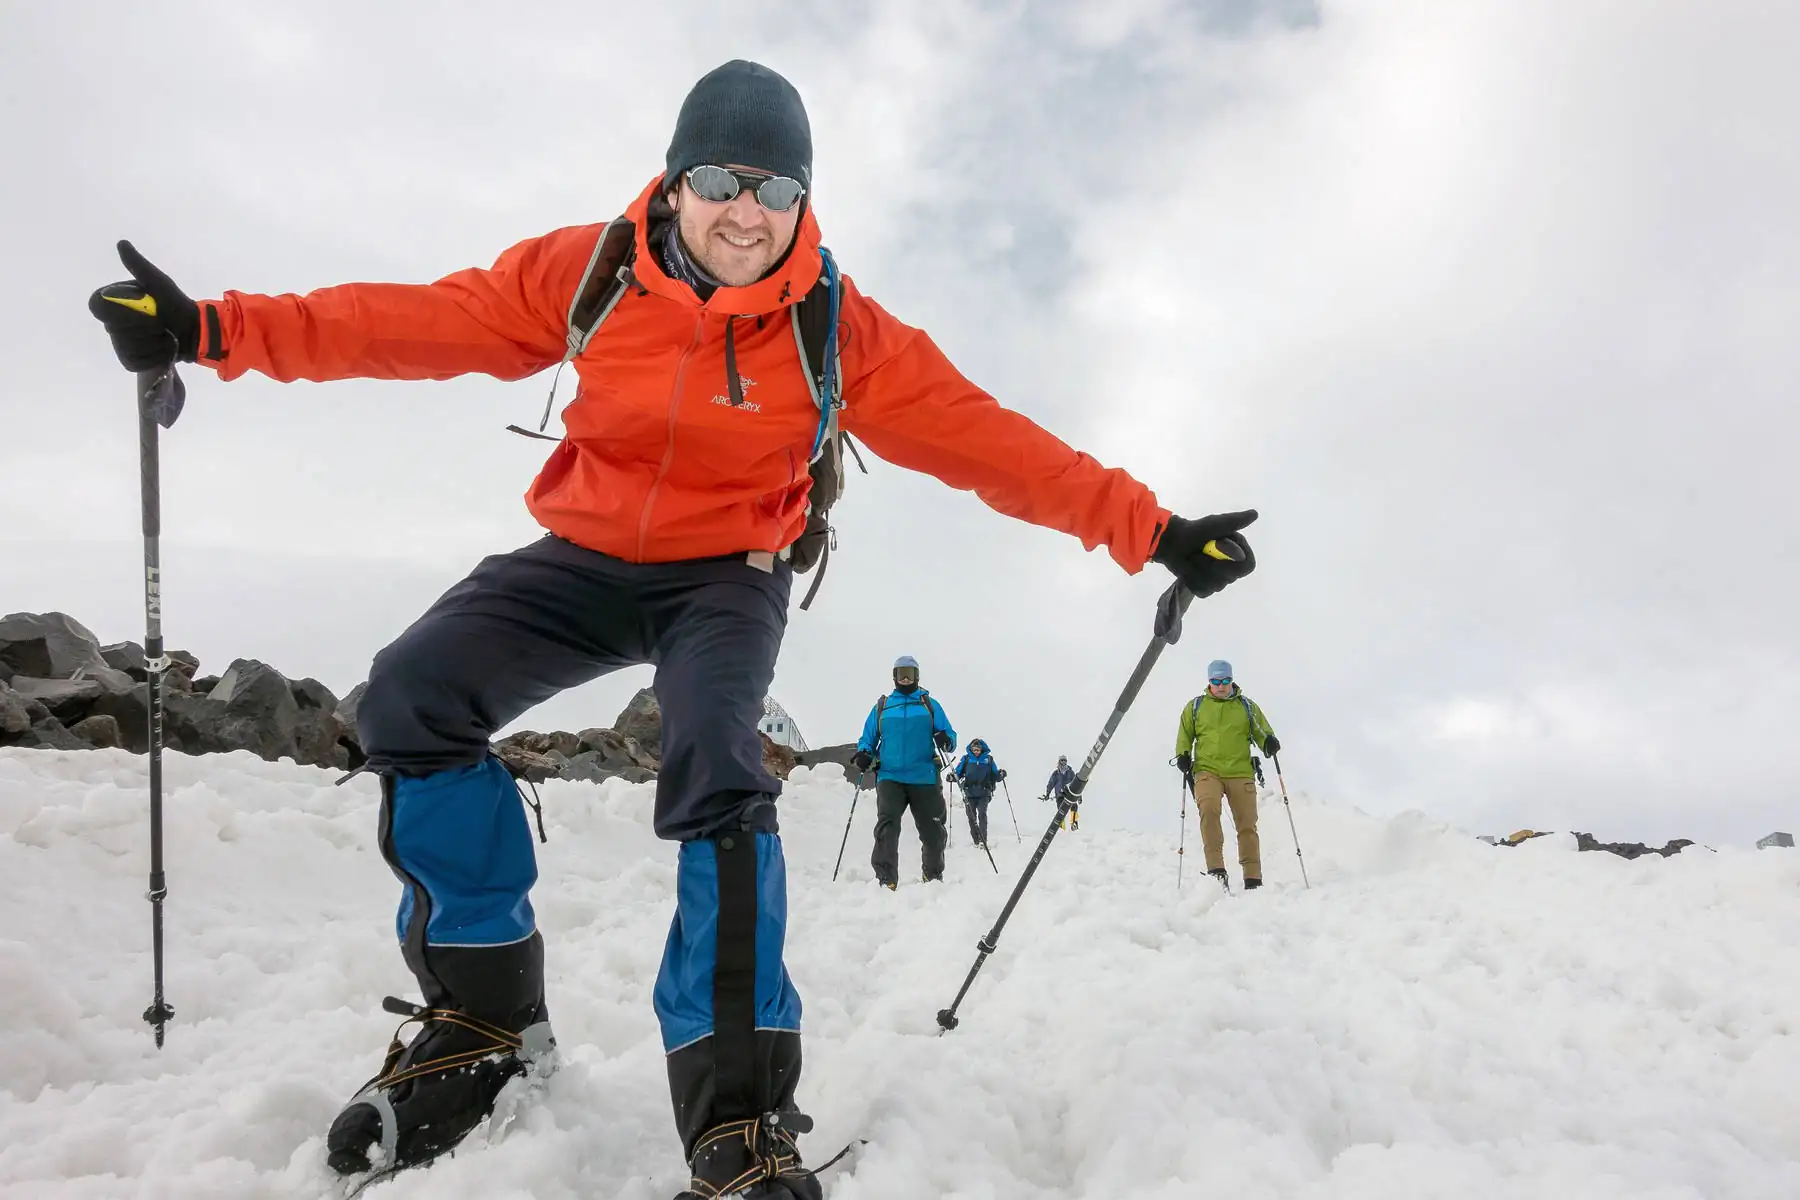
[852, 655, 957, 886]
[951, 738, 1007, 848]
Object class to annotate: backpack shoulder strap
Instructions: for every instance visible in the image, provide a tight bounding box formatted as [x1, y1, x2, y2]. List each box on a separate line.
[509, 217, 639, 443]
[1236, 692, 1265, 741]
[790, 248, 872, 611]
[874, 693, 887, 747]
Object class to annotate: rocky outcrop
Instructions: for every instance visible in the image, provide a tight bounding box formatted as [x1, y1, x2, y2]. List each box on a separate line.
[614, 688, 662, 758]
[796, 742, 860, 772]
[0, 612, 111, 679]
[1, 611, 808, 789]
[0, 613, 356, 769]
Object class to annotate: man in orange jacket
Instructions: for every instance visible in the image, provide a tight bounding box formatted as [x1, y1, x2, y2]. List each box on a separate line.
[88, 60, 1258, 1198]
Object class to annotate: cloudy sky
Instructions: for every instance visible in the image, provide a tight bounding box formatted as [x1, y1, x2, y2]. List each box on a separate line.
[4, 0, 1796, 848]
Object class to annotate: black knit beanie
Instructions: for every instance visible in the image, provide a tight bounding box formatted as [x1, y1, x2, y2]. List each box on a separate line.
[665, 60, 812, 188]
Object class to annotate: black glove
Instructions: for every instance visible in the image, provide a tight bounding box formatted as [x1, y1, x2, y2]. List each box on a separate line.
[934, 730, 954, 753]
[851, 750, 874, 773]
[1175, 752, 1193, 777]
[88, 241, 202, 371]
[995, 769, 1007, 781]
[1261, 735, 1281, 758]
[1152, 511, 1258, 599]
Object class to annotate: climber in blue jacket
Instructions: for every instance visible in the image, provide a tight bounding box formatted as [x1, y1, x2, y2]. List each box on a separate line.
[852, 655, 957, 887]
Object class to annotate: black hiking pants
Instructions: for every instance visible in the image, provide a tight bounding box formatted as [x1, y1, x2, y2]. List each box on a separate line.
[354, 533, 805, 1164]
[871, 780, 948, 884]
[962, 792, 992, 845]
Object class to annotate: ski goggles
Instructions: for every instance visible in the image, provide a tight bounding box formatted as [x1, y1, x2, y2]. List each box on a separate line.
[684, 165, 807, 213]
[892, 666, 920, 685]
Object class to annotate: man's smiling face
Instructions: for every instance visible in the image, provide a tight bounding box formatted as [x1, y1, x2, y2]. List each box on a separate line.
[669, 166, 802, 288]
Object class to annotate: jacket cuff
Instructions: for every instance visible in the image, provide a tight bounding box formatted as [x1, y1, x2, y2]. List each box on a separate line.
[194, 299, 230, 370]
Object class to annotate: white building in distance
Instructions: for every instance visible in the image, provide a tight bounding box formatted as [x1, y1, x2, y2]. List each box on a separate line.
[759, 696, 808, 752]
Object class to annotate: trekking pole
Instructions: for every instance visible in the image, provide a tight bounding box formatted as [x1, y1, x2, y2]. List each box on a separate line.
[962, 788, 999, 874]
[935, 749, 955, 849]
[1271, 752, 1310, 889]
[832, 770, 868, 882]
[1173, 763, 1189, 890]
[128, 340, 186, 1048]
[1000, 779, 1021, 843]
[937, 576, 1207, 1032]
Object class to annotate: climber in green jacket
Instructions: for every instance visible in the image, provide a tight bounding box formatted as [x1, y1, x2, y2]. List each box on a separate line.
[1174, 659, 1279, 890]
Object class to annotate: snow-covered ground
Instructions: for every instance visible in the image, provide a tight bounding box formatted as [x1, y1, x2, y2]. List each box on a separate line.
[2, 748, 1797, 1199]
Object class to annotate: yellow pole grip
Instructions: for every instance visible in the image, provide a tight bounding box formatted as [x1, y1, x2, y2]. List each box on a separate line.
[102, 289, 158, 317]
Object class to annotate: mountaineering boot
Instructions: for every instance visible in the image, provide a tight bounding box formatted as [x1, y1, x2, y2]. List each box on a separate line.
[326, 934, 555, 1177]
[1243, 877, 1263, 890]
[1208, 867, 1230, 892]
[671, 1031, 823, 1199]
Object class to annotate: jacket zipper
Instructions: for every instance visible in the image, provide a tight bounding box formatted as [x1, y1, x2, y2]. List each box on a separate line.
[637, 314, 706, 560]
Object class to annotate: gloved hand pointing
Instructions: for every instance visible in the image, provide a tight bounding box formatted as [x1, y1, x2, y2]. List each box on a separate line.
[88, 241, 201, 371]
[1152, 511, 1258, 599]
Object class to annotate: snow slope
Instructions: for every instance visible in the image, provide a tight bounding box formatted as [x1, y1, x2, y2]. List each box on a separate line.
[2, 748, 1797, 1199]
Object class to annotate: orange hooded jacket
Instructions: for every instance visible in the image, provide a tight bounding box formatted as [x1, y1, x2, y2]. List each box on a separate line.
[195, 175, 1170, 572]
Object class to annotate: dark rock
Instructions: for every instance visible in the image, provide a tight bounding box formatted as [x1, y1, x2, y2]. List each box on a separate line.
[0, 612, 109, 678]
[89, 685, 151, 754]
[294, 708, 351, 770]
[203, 659, 300, 761]
[498, 729, 582, 759]
[558, 727, 659, 784]
[562, 749, 656, 785]
[100, 641, 148, 678]
[795, 742, 860, 771]
[0, 660, 11, 684]
[75, 665, 137, 697]
[1574, 832, 1696, 860]
[335, 681, 367, 734]
[613, 687, 662, 755]
[0, 682, 30, 736]
[164, 689, 270, 758]
[168, 649, 200, 675]
[70, 714, 123, 749]
[493, 743, 560, 784]
[6, 676, 104, 722]
[13, 716, 92, 751]
[577, 727, 659, 772]
[191, 676, 220, 694]
[291, 677, 339, 712]
[760, 731, 798, 781]
[0, 638, 50, 679]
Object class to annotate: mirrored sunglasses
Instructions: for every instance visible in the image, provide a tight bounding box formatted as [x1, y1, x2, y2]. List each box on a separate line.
[1209, 677, 1232, 686]
[685, 165, 806, 213]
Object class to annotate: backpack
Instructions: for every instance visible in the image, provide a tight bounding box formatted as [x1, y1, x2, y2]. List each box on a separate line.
[505, 216, 865, 610]
[1189, 691, 1267, 746]
[871, 689, 941, 766]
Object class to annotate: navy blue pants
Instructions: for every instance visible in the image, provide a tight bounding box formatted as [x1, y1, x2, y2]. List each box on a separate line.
[355, 535, 803, 1146]
[963, 792, 992, 845]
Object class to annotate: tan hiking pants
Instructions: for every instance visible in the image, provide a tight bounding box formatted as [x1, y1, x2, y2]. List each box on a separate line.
[1193, 772, 1260, 879]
